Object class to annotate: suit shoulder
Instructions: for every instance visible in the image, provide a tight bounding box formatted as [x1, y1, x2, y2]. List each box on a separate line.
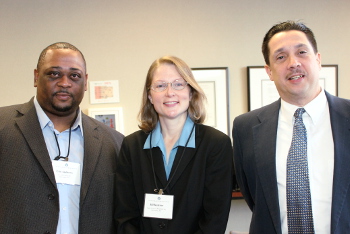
[325, 92, 350, 116]
[82, 114, 124, 140]
[234, 100, 280, 126]
[123, 129, 148, 143]
[196, 124, 230, 140]
[0, 102, 32, 129]
[327, 92, 350, 105]
[0, 103, 26, 117]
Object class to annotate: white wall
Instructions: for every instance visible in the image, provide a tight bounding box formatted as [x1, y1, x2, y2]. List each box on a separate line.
[226, 199, 251, 233]
[1, 0, 350, 135]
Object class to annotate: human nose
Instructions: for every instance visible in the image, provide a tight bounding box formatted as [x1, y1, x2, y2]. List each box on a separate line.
[288, 55, 301, 69]
[57, 75, 72, 88]
[165, 83, 175, 96]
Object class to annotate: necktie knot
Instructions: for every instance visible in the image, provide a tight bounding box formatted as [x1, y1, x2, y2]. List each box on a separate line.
[294, 108, 305, 119]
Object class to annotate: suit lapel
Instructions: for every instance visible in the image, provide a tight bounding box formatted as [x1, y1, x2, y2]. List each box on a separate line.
[326, 93, 350, 233]
[80, 115, 103, 203]
[146, 126, 197, 192]
[15, 99, 57, 188]
[167, 146, 196, 191]
[253, 100, 282, 233]
[166, 125, 198, 191]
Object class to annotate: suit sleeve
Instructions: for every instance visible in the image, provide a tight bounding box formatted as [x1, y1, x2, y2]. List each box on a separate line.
[197, 132, 233, 233]
[232, 118, 254, 211]
[115, 137, 141, 234]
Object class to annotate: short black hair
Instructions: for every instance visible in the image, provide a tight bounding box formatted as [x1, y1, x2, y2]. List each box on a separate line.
[262, 20, 318, 65]
[36, 42, 86, 71]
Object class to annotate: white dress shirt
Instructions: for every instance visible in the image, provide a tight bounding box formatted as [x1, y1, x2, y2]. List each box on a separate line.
[276, 90, 334, 234]
[34, 97, 84, 234]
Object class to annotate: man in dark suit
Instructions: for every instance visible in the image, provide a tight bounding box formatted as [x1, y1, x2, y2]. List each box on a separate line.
[0, 42, 124, 233]
[233, 21, 350, 234]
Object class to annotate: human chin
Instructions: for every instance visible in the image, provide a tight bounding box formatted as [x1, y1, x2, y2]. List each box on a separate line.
[51, 99, 75, 112]
[168, 109, 187, 119]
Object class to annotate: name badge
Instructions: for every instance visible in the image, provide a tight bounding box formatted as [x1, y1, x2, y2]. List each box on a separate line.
[52, 161, 81, 185]
[143, 193, 174, 220]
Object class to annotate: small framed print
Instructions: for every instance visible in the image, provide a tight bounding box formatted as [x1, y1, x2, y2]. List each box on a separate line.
[88, 107, 124, 134]
[192, 67, 230, 135]
[89, 80, 120, 104]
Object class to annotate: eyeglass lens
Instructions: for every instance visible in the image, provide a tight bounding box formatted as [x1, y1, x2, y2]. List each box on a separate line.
[151, 80, 187, 92]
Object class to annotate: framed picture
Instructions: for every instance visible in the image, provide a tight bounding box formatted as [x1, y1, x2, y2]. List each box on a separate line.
[88, 107, 124, 134]
[89, 80, 120, 104]
[247, 65, 338, 111]
[192, 67, 230, 135]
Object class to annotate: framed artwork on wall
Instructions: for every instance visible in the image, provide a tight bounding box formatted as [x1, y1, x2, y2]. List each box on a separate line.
[88, 107, 124, 134]
[89, 80, 120, 104]
[191, 67, 230, 135]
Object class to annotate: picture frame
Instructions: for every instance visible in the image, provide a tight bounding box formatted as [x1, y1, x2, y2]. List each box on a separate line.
[247, 65, 338, 111]
[88, 107, 124, 134]
[89, 80, 120, 104]
[191, 67, 230, 135]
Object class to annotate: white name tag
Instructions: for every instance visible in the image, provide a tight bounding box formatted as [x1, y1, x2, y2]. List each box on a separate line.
[52, 161, 81, 185]
[143, 193, 174, 220]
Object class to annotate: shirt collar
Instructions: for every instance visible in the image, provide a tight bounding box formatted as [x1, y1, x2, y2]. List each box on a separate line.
[280, 89, 328, 125]
[144, 116, 196, 149]
[34, 96, 84, 136]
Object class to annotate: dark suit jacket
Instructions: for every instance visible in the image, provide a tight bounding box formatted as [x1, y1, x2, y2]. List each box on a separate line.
[115, 124, 233, 234]
[0, 98, 124, 234]
[232, 91, 350, 234]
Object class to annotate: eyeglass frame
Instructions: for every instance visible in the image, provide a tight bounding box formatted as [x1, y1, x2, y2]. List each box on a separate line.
[149, 79, 189, 92]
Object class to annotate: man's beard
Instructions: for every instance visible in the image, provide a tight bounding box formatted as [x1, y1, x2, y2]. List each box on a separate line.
[53, 105, 72, 112]
[51, 91, 76, 112]
[51, 99, 75, 112]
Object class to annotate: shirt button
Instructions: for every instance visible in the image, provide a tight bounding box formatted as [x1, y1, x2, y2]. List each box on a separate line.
[158, 222, 166, 229]
[48, 194, 55, 200]
[62, 207, 67, 211]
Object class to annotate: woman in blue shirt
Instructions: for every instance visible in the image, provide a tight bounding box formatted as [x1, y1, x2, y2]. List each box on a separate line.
[115, 56, 233, 234]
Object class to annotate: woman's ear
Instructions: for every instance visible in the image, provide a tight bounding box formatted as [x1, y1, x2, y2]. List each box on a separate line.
[148, 95, 153, 104]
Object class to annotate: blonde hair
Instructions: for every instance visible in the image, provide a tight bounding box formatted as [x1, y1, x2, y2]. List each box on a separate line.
[138, 56, 206, 133]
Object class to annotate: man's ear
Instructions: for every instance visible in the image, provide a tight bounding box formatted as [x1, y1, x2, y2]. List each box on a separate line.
[84, 74, 88, 91]
[264, 65, 273, 81]
[316, 52, 322, 70]
[34, 69, 39, 87]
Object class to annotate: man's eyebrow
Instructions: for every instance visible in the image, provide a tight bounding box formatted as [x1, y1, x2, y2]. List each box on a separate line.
[45, 66, 83, 73]
[294, 43, 308, 49]
[272, 47, 284, 56]
[272, 43, 308, 56]
[69, 67, 82, 71]
[49, 66, 62, 69]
